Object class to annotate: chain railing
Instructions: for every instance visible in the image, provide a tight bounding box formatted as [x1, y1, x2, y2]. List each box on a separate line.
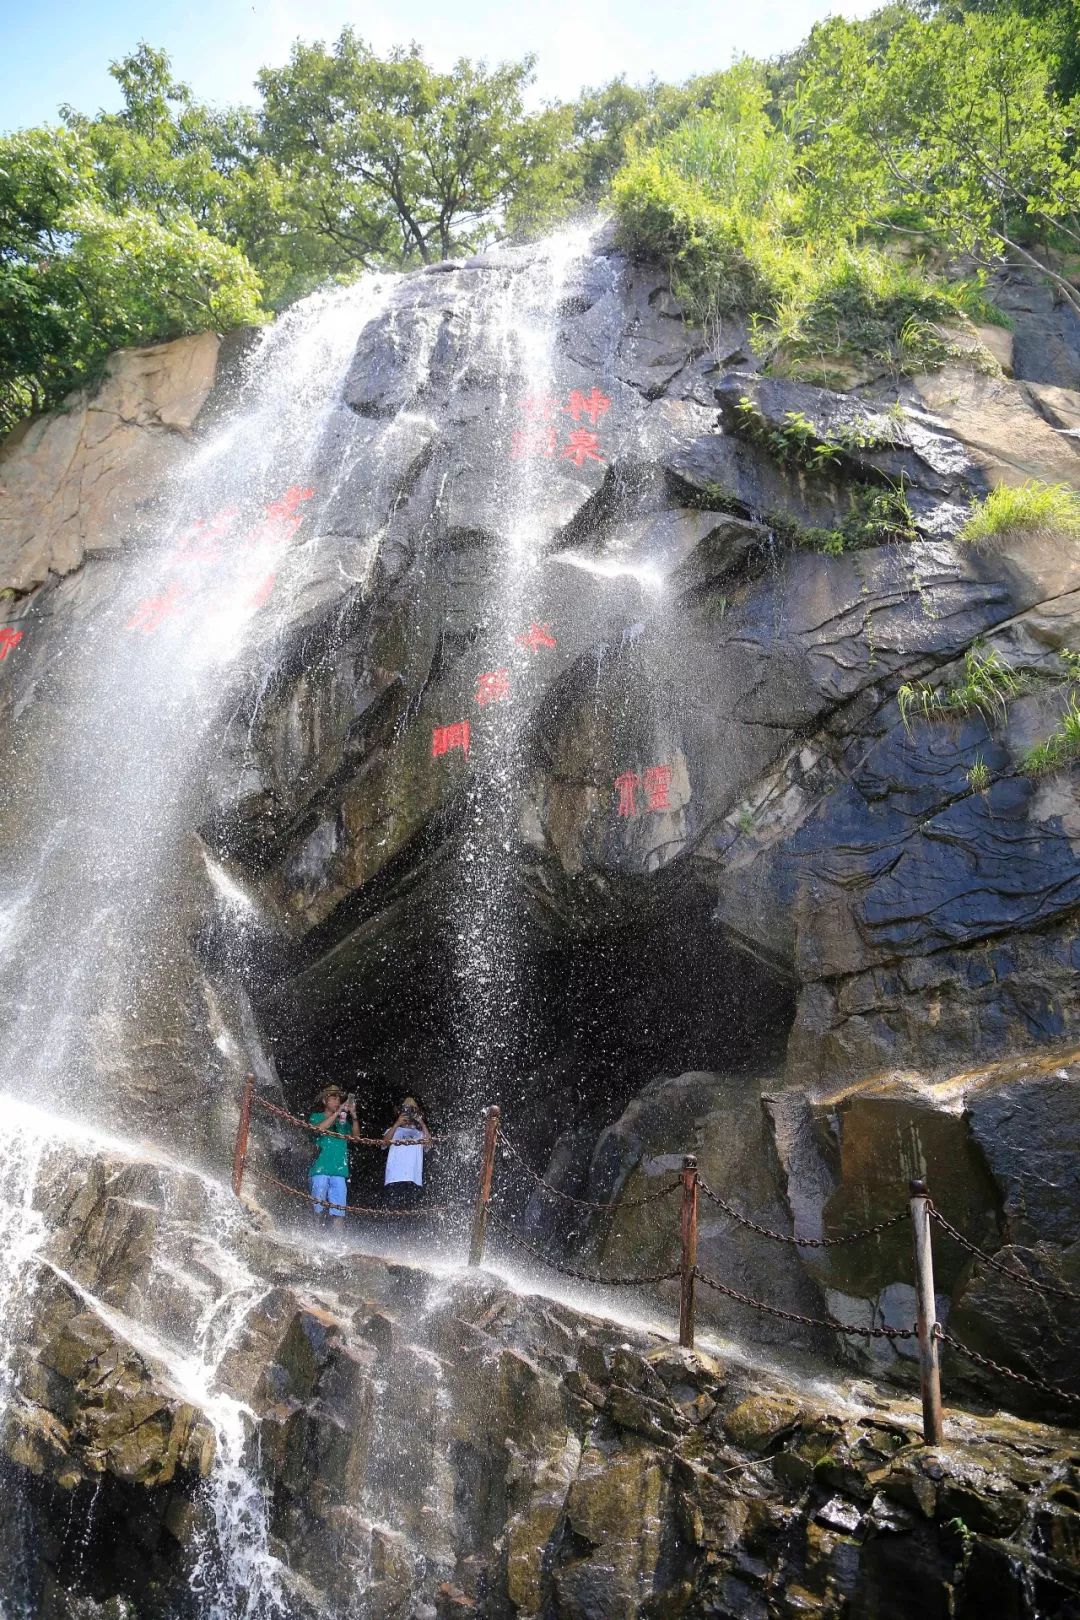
[231, 1079, 1080, 1441]
[251, 1092, 451, 1147]
[929, 1206, 1080, 1303]
[497, 1125, 680, 1211]
[487, 1209, 681, 1288]
[247, 1165, 444, 1219]
[694, 1265, 916, 1342]
[937, 1328, 1080, 1407]
[698, 1176, 910, 1247]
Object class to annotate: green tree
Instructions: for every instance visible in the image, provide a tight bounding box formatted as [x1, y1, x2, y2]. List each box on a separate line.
[793, 9, 1080, 313]
[256, 31, 548, 264]
[0, 46, 264, 434]
[935, 0, 1080, 101]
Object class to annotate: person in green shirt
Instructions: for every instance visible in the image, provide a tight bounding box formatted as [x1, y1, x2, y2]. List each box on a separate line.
[308, 1086, 360, 1223]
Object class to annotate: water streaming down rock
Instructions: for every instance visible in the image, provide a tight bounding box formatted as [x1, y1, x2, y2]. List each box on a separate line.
[0, 275, 396, 1139]
[0, 277, 407, 1616]
[445, 228, 602, 1117]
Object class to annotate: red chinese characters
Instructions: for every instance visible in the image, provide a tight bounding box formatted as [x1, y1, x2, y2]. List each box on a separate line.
[515, 622, 557, 653]
[614, 770, 640, 818]
[475, 669, 510, 707]
[168, 507, 240, 569]
[614, 764, 675, 817]
[643, 764, 673, 811]
[431, 721, 471, 759]
[560, 429, 604, 467]
[246, 484, 315, 550]
[511, 425, 556, 461]
[0, 627, 25, 662]
[125, 582, 187, 636]
[566, 387, 611, 427]
[124, 485, 316, 636]
[512, 388, 611, 464]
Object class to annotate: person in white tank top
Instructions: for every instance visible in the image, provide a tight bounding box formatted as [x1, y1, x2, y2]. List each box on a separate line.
[382, 1096, 431, 1209]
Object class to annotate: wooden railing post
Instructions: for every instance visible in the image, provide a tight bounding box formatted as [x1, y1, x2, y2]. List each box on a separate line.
[909, 1178, 944, 1445]
[231, 1074, 256, 1198]
[468, 1104, 501, 1266]
[679, 1154, 699, 1349]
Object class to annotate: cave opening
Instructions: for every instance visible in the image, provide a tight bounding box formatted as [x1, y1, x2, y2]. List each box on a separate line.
[260, 882, 798, 1208]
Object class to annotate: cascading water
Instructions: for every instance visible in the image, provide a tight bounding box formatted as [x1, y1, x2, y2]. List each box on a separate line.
[0, 275, 396, 1133]
[439, 229, 601, 1114]
[0, 1100, 288, 1620]
[0, 275, 403, 1616]
[0, 230, 671, 1618]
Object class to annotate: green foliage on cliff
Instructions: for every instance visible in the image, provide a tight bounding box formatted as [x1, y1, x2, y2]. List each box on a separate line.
[611, 9, 1080, 369]
[898, 646, 1026, 730]
[1022, 693, 1080, 773]
[0, 47, 263, 433]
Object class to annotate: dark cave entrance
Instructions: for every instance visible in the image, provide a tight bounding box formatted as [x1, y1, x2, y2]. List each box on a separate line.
[259, 882, 797, 1206]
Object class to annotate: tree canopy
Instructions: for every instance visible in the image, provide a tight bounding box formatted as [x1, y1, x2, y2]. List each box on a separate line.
[256, 31, 553, 264]
[1, 3, 1078, 437]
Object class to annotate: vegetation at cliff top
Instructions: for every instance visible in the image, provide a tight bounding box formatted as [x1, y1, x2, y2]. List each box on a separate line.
[2, 0, 1079, 434]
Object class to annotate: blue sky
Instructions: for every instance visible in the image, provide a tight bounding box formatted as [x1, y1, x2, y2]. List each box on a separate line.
[1, 0, 881, 132]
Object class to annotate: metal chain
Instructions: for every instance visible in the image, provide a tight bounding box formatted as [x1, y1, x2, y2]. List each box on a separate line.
[487, 1211, 680, 1287]
[247, 1164, 443, 1219]
[694, 1265, 915, 1340]
[929, 1208, 1080, 1304]
[697, 1178, 910, 1248]
[252, 1094, 448, 1146]
[496, 1129, 680, 1212]
[937, 1328, 1080, 1405]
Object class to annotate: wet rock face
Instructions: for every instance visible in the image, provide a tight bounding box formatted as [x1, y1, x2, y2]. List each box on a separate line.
[199, 249, 1080, 1093]
[4, 240, 1080, 1397]
[193, 245, 1080, 1389]
[6, 1135, 1080, 1620]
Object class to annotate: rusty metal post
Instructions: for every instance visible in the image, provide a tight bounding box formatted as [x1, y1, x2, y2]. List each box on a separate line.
[231, 1074, 256, 1198]
[679, 1154, 699, 1349]
[468, 1105, 501, 1266]
[909, 1178, 944, 1445]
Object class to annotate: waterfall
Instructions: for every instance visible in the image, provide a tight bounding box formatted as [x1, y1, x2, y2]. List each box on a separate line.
[441, 228, 601, 1113]
[0, 276, 401, 1617]
[0, 276, 396, 1138]
[0, 232, 655, 1616]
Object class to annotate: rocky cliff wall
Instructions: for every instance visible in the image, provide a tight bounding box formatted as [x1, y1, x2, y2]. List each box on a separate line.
[5, 1124, 1079, 1620]
[1, 237, 1080, 1404]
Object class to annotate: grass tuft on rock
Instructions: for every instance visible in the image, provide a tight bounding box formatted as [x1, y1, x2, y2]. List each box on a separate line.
[966, 756, 992, 793]
[1021, 694, 1080, 777]
[898, 646, 1024, 732]
[959, 481, 1080, 546]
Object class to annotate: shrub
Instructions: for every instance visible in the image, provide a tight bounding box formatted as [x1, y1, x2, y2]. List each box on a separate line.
[611, 75, 1004, 378]
[959, 481, 1080, 545]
